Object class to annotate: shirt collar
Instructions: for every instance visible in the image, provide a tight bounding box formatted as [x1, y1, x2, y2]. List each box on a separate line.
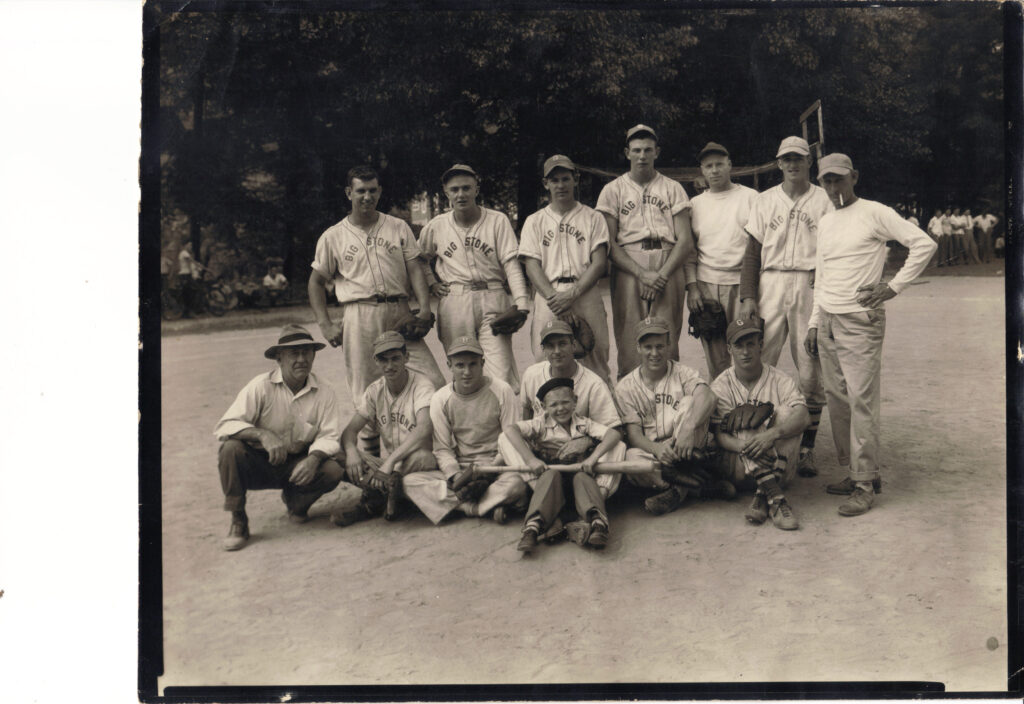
[269, 367, 318, 395]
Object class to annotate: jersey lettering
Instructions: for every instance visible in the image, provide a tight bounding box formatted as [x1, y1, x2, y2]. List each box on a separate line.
[379, 410, 416, 433]
[464, 235, 494, 257]
[367, 236, 399, 255]
[442, 241, 459, 258]
[653, 392, 682, 411]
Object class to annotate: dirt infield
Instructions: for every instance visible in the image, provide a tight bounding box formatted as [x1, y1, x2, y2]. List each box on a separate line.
[157, 276, 1007, 693]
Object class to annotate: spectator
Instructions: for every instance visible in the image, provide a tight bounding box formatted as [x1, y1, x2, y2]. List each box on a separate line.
[974, 207, 999, 263]
[961, 208, 981, 264]
[177, 242, 203, 316]
[939, 208, 953, 266]
[926, 208, 943, 268]
[262, 260, 289, 307]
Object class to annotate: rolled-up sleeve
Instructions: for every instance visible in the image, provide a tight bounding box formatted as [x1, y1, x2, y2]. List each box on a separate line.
[214, 379, 262, 441]
[308, 387, 342, 457]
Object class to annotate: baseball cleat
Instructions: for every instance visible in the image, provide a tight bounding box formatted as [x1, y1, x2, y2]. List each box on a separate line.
[797, 448, 818, 477]
[330, 503, 373, 527]
[769, 498, 799, 530]
[223, 519, 250, 551]
[838, 487, 875, 516]
[745, 493, 768, 524]
[643, 486, 687, 515]
[517, 528, 538, 553]
[826, 476, 882, 495]
[587, 521, 609, 549]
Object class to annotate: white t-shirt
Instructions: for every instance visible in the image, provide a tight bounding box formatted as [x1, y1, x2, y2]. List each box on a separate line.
[686, 183, 758, 285]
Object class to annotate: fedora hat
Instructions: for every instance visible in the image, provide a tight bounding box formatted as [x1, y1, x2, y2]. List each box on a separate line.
[264, 324, 326, 359]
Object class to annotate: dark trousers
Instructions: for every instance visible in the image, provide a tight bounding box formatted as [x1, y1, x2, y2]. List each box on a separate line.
[525, 469, 606, 531]
[218, 439, 344, 513]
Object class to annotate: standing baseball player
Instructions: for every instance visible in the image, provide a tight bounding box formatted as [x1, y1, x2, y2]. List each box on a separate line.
[597, 124, 694, 378]
[330, 332, 438, 527]
[520, 319, 624, 500]
[419, 164, 531, 389]
[307, 165, 445, 406]
[738, 136, 832, 479]
[804, 153, 936, 516]
[685, 142, 758, 380]
[711, 318, 809, 530]
[519, 154, 612, 384]
[401, 336, 528, 524]
[614, 317, 727, 516]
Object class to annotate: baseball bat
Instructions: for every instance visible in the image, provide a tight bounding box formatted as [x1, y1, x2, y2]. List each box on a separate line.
[470, 460, 659, 475]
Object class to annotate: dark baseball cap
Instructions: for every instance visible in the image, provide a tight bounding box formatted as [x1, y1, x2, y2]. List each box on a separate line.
[441, 164, 479, 185]
[726, 317, 763, 345]
[540, 319, 574, 343]
[372, 331, 406, 356]
[626, 124, 658, 143]
[543, 154, 576, 177]
[447, 335, 484, 356]
[697, 142, 729, 162]
[634, 316, 670, 342]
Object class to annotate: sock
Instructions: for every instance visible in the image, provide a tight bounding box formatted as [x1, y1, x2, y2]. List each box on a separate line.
[802, 405, 822, 448]
[754, 470, 784, 505]
[523, 515, 542, 534]
[854, 480, 874, 493]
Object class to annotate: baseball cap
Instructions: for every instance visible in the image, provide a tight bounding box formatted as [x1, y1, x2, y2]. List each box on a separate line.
[372, 330, 406, 357]
[697, 142, 729, 162]
[540, 319, 574, 343]
[441, 164, 479, 185]
[626, 124, 658, 143]
[543, 154, 576, 177]
[817, 153, 855, 178]
[775, 136, 811, 158]
[726, 317, 763, 345]
[447, 335, 484, 357]
[634, 316, 670, 343]
[536, 376, 574, 402]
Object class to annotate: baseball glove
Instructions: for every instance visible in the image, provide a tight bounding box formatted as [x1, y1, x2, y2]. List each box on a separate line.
[490, 307, 529, 335]
[721, 401, 775, 434]
[564, 314, 596, 359]
[554, 437, 599, 465]
[687, 301, 727, 341]
[395, 312, 435, 341]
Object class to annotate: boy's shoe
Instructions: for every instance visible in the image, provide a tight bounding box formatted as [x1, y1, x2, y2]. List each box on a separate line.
[745, 493, 768, 524]
[769, 498, 799, 530]
[838, 487, 875, 517]
[492, 506, 507, 525]
[517, 528, 538, 553]
[587, 521, 609, 549]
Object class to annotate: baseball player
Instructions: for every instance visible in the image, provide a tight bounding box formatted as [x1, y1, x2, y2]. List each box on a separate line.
[684, 142, 759, 380]
[419, 164, 531, 389]
[614, 317, 720, 516]
[519, 154, 612, 384]
[330, 332, 438, 527]
[804, 153, 936, 516]
[711, 318, 809, 530]
[520, 319, 624, 500]
[596, 124, 694, 378]
[401, 336, 528, 524]
[307, 165, 445, 407]
[498, 378, 626, 554]
[738, 136, 832, 478]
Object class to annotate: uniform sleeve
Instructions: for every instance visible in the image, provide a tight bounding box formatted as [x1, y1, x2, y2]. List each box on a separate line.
[582, 418, 610, 442]
[677, 364, 708, 396]
[514, 417, 542, 444]
[497, 382, 522, 426]
[743, 195, 766, 243]
[614, 381, 642, 427]
[708, 376, 734, 425]
[430, 392, 460, 478]
[589, 210, 610, 253]
[214, 377, 263, 440]
[308, 386, 343, 457]
[310, 232, 337, 280]
[876, 205, 937, 294]
[399, 219, 422, 261]
[503, 257, 531, 307]
[773, 370, 806, 410]
[412, 377, 434, 414]
[354, 386, 376, 422]
[669, 180, 691, 215]
[595, 181, 618, 218]
[586, 382, 623, 429]
[517, 214, 544, 261]
[419, 220, 438, 260]
[494, 211, 521, 264]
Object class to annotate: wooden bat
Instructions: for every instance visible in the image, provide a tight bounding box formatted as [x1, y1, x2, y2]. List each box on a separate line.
[469, 460, 659, 475]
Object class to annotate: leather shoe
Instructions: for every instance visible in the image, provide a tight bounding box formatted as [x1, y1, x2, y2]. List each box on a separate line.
[287, 509, 309, 524]
[330, 503, 373, 527]
[838, 486, 875, 516]
[643, 486, 687, 515]
[223, 519, 250, 551]
[797, 448, 818, 478]
[769, 498, 799, 530]
[517, 528, 538, 553]
[745, 493, 768, 524]
[587, 521, 609, 549]
[492, 506, 507, 525]
[827, 476, 882, 495]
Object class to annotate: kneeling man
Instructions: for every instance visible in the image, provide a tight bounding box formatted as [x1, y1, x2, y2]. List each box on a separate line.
[214, 324, 345, 550]
[711, 318, 809, 530]
[499, 378, 626, 553]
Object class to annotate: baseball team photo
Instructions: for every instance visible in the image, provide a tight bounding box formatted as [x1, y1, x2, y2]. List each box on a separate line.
[141, 2, 1015, 699]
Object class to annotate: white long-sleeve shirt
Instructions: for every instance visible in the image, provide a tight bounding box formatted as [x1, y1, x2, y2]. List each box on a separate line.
[807, 198, 937, 329]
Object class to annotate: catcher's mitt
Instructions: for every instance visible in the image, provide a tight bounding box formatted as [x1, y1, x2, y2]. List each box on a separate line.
[687, 301, 727, 341]
[490, 307, 529, 335]
[721, 401, 775, 434]
[565, 314, 596, 359]
[554, 437, 599, 465]
[395, 312, 435, 341]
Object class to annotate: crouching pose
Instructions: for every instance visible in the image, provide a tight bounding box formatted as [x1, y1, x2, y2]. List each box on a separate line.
[330, 332, 438, 526]
[498, 378, 626, 554]
[614, 317, 731, 516]
[711, 318, 809, 530]
[402, 336, 528, 524]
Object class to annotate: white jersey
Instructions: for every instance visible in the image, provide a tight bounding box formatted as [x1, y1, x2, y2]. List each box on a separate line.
[710, 365, 805, 427]
[355, 370, 436, 460]
[311, 213, 420, 303]
[614, 360, 707, 442]
[519, 361, 621, 429]
[686, 183, 758, 285]
[420, 208, 520, 284]
[518, 203, 609, 281]
[596, 172, 691, 246]
[744, 183, 833, 271]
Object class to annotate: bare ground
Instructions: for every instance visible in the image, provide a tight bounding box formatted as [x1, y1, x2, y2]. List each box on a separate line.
[157, 275, 1008, 693]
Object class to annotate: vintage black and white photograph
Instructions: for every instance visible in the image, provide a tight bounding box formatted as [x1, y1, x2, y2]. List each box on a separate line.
[140, 1, 1017, 698]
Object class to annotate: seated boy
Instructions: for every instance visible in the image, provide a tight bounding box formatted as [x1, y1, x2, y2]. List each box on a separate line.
[498, 378, 626, 554]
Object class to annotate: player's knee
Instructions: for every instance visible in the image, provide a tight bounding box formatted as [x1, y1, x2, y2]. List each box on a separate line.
[219, 439, 248, 462]
[404, 449, 437, 473]
[319, 458, 346, 484]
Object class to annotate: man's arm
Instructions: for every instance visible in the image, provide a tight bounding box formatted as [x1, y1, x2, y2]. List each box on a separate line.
[407, 257, 433, 320]
[308, 269, 343, 346]
[429, 394, 460, 479]
[661, 209, 695, 283]
[382, 408, 433, 470]
[605, 214, 641, 277]
[579, 427, 623, 476]
[340, 413, 370, 484]
[503, 424, 546, 473]
[623, 422, 674, 465]
[228, 427, 288, 465]
[741, 404, 810, 459]
[738, 235, 762, 319]
[670, 384, 714, 459]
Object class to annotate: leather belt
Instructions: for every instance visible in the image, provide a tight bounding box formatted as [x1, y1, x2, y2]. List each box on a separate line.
[351, 294, 407, 304]
[554, 276, 578, 284]
[639, 238, 662, 250]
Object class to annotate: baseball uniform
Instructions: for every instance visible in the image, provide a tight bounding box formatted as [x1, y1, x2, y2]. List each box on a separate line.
[710, 364, 806, 485]
[353, 369, 437, 471]
[808, 198, 936, 485]
[519, 202, 612, 383]
[311, 214, 445, 399]
[614, 360, 710, 491]
[420, 208, 530, 389]
[402, 376, 526, 524]
[742, 182, 832, 452]
[596, 172, 691, 378]
[497, 413, 625, 530]
[685, 183, 758, 379]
